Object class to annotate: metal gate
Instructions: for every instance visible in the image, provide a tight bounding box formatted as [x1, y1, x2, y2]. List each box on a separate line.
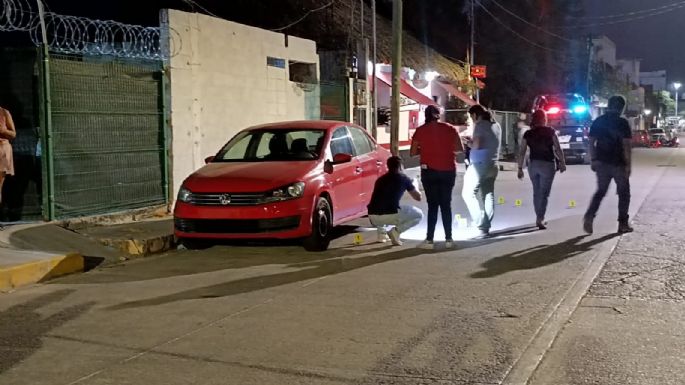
[44, 55, 167, 219]
[320, 81, 348, 121]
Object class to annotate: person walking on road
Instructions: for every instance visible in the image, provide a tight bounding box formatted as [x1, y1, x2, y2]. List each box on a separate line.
[410, 105, 464, 249]
[583, 95, 633, 234]
[367, 156, 423, 246]
[517, 109, 566, 230]
[462, 105, 502, 238]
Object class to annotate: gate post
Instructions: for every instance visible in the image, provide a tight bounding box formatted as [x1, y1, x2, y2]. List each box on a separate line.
[38, 45, 55, 221]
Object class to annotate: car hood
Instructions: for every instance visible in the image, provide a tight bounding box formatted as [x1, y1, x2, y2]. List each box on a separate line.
[184, 161, 319, 193]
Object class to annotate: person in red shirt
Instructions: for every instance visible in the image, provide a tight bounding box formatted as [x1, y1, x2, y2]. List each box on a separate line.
[410, 105, 464, 249]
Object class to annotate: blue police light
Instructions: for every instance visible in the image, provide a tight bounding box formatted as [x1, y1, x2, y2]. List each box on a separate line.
[573, 105, 588, 114]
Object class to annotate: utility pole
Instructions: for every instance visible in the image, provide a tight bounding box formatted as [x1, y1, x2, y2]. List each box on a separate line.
[586, 35, 593, 101]
[36, 0, 55, 221]
[390, 0, 402, 156]
[371, 0, 378, 139]
[470, 0, 479, 103]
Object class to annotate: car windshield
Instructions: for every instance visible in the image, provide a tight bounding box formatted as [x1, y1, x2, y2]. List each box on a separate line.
[650, 129, 665, 134]
[214, 129, 326, 162]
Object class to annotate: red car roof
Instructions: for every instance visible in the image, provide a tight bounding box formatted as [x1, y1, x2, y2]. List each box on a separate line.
[246, 120, 348, 131]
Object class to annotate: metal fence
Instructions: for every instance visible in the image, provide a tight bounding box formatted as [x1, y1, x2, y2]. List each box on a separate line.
[44, 55, 167, 218]
[320, 81, 348, 122]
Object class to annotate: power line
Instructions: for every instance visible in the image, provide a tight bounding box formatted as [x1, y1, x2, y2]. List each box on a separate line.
[560, 2, 685, 28]
[486, 0, 573, 43]
[476, 1, 561, 53]
[271, 0, 336, 32]
[181, 0, 221, 19]
[578, 0, 685, 20]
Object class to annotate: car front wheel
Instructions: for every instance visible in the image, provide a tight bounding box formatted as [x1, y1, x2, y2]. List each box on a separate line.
[303, 197, 332, 251]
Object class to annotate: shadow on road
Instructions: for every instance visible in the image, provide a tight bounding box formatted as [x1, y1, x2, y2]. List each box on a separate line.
[108, 237, 507, 311]
[470, 234, 619, 279]
[0, 290, 94, 374]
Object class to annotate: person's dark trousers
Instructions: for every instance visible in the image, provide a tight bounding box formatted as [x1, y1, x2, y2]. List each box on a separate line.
[528, 160, 556, 221]
[585, 162, 631, 223]
[421, 168, 456, 241]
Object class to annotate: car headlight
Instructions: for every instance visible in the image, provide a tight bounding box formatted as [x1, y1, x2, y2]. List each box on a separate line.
[177, 187, 192, 203]
[266, 182, 305, 202]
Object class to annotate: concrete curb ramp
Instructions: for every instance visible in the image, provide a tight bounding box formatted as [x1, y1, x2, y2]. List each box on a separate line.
[0, 251, 84, 291]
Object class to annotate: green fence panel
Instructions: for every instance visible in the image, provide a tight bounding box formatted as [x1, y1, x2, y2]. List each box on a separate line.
[320, 81, 348, 121]
[49, 56, 165, 218]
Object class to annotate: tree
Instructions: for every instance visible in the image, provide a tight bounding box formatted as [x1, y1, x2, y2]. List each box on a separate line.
[656, 90, 676, 115]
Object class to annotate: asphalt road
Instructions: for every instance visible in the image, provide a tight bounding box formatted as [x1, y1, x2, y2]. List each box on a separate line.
[0, 148, 678, 385]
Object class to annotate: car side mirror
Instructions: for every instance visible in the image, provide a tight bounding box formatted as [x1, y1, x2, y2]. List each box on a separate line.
[332, 153, 352, 164]
[204, 156, 215, 164]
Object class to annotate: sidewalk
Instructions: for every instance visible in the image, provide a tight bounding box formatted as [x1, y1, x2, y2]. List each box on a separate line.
[528, 153, 685, 384]
[0, 223, 128, 291]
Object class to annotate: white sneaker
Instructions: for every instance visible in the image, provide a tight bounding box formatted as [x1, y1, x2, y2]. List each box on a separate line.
[388, 227, 403, 246]
[418, 240, 434, 250]
[377, 233, 390, 243]
[445, 240, 455, 249]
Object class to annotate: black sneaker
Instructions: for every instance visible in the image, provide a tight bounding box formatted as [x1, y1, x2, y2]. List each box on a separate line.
[618, 222, 634, 234]
[583, 217, 593, 234]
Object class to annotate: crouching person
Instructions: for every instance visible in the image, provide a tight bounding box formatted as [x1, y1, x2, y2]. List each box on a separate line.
[367, 156, 423, 246]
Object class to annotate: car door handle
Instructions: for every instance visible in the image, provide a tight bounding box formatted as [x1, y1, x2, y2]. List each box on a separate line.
[355, 167, 363, 174]
[376, 160, 383, 166]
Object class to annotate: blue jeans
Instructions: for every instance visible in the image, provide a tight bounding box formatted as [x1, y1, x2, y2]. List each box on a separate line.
[462, 162, 499, 231]
[369, 205, 424, 235]
[585, 162, 631, 222]
[528, 160, 556, 221]
[421, 168, 456, 241]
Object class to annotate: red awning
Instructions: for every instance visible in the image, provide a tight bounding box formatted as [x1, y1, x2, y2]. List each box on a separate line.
[376, 71, 437, 106]
[436, 81, 477, 106]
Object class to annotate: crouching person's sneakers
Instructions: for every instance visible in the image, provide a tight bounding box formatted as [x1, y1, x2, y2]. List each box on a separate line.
[388, 227, 403, 246]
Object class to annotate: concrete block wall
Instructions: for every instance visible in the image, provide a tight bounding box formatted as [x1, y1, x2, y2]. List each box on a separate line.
[164, 10, 320, 197]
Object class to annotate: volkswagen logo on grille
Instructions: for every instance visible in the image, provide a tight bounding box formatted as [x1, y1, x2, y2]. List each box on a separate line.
[219, 194, 231, 205]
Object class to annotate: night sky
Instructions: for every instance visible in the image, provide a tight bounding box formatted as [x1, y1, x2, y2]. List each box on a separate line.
[584, 0, 685, 83]
[10, 0, 685, 85]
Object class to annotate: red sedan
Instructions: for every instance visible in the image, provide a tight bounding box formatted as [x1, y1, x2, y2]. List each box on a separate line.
[174, 121, 391, 251]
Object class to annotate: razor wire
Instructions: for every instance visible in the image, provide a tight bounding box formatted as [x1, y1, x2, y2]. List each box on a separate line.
[1, 0, 167, 60]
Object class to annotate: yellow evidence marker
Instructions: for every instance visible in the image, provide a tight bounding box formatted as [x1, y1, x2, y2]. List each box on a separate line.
[515, 199, 522, 207]
[498, 196, 505, 205]
[353, 233, 364, 245]
[569, 199, 577, 208]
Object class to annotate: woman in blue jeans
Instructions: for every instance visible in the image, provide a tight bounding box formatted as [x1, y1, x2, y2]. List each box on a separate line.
[517, 109, 566, 229]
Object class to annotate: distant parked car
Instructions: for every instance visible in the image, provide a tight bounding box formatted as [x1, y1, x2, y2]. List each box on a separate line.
[649, 128, 669, 147]
[632, 130, 650, 147]
[174, 121, 391, 251]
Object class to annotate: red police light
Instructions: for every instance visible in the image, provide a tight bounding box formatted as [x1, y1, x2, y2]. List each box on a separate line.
[547, 106, 561, 114]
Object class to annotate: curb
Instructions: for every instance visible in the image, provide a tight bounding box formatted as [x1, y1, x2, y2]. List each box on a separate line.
[98, 235, 176, 259]
[0, 253, 84, 291]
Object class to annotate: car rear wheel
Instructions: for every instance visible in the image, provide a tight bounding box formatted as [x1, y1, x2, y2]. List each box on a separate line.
[303, 197, 332, 252]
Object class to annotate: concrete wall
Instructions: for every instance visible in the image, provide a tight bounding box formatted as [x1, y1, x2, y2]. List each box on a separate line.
[164, 9, 320, 196]
[592, 36, 616, 67]
[617, 59, 641, 87]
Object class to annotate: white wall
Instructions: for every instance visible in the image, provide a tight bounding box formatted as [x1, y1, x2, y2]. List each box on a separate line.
[164, 9, 320, 196]
[617, 59, 641, 87]
[592, 36, 617, 67]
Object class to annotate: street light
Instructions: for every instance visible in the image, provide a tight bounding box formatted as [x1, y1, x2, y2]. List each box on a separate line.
[674, 82, 682, 117]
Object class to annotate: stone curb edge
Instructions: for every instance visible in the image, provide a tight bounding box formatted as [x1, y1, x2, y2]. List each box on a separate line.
[0, 253, 84, 291]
